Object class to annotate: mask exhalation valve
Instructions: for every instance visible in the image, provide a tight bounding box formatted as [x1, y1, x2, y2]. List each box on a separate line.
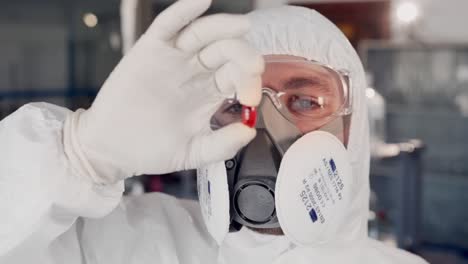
[233, 181, 276, 225]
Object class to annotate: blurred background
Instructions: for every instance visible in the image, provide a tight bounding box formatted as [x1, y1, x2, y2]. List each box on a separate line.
[0, 0, 467, 263]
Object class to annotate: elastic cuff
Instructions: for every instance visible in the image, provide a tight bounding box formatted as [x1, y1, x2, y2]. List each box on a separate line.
[63, 109, 108, 185]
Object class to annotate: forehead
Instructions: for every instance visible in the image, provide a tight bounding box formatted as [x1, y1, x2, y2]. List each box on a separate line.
[262, 54, 334, 82]
[264, 54, 307, 61]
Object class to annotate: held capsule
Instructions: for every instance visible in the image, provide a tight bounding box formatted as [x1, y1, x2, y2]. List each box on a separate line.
[241, 106, 257, 128]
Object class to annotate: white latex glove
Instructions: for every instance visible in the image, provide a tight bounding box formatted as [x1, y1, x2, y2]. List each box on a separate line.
[64, 0, 263, 184]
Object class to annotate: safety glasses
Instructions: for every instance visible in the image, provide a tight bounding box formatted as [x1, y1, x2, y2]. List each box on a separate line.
[211, 57, 352, 133]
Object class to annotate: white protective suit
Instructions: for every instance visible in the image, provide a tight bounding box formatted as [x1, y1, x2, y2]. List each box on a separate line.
[0, 6, 428, 264]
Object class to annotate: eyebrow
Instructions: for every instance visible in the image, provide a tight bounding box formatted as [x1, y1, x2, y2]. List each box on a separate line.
[282, 76, 332, 93]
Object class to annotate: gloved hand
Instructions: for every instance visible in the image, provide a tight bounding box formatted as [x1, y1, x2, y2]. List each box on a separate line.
[64, 0, 263, 185]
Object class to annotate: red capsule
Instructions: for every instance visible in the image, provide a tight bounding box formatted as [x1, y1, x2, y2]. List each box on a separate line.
[242, 106, 257, 128]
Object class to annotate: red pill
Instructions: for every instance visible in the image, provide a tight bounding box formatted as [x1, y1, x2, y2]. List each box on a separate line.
[242, 106, 257, 128]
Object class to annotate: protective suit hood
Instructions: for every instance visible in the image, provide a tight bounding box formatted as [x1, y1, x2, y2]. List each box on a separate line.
[245, 5, 370, 244]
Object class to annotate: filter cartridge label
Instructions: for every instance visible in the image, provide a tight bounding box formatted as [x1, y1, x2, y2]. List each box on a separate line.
[299, 157, 345, 224]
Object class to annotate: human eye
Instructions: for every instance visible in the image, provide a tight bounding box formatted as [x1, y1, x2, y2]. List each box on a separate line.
[211, 101, 243, 129]
[287, 95, 324, 115]
[224, 102, 243, 115]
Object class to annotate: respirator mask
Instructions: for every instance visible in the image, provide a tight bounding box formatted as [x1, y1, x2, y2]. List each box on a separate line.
[198, 57, 354, 246]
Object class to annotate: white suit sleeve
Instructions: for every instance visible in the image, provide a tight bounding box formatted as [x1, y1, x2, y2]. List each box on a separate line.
[0, 103, 124, 258]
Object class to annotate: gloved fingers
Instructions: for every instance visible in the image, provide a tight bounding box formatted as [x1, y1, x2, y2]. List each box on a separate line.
[197, 123, 256, 165]
[199, 39, 263, 106]
[147, 0, 212, 41]
[214, 63, 263, 107]
[176, 14, 250, 53]
[198, 39, 264, 73]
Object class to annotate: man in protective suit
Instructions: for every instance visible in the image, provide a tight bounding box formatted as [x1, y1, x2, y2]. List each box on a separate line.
[0, 0, 427, 263]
